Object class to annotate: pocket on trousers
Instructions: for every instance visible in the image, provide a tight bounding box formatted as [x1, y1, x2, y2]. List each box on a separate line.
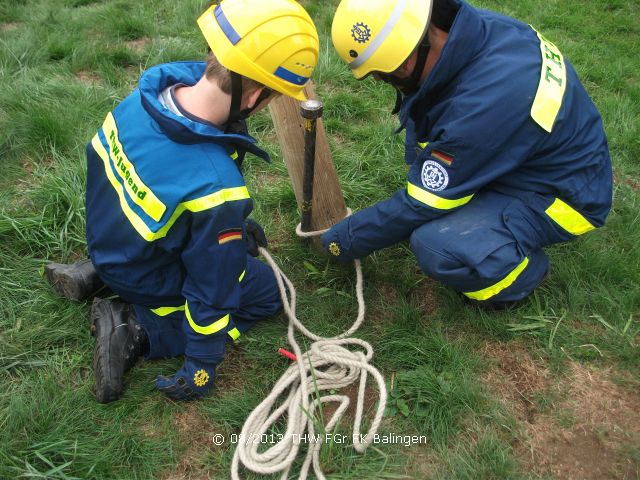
[444, 223, 517, 272]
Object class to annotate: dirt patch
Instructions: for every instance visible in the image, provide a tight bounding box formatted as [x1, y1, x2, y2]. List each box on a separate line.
[262, 210, 293, 252]
[125, 37, 151, 53]
[376, 284, 398, 307]
[329, 132, 347, 147]
[321, 382, 380, 424]
[21, 157, 36, 177]
[409, 277, 439, 317]
[613, 172, 640, 193]
[483, 341, 550, 423]
[483, 346, 640, 480]
[524, 362, 640, 479]
[624, 178, 640, 193]
[252, 170, 285, 190]
[404, 448, 443, 479]
[75, 70, 101, 84]
[0, 22, 19, 32]
[215, 344, 248, 392]
[160, 404, 219, 480]
[527, 417, 637, 480]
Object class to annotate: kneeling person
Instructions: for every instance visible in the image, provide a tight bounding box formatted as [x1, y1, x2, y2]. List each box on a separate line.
[46, 0, 319, 402]
[323, 0, 612, 308]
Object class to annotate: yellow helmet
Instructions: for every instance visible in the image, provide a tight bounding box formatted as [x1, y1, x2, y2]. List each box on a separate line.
[331, 0, 432, 79]
[198, 0, 319, 101]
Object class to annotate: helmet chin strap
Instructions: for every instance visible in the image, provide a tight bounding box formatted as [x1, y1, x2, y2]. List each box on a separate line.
[225, 72, 273, 134]
[225, 72, 245, 134]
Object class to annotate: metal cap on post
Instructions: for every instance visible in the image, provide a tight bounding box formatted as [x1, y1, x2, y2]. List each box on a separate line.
[300, 99, 323, 120]
[300, 99, 324, 234]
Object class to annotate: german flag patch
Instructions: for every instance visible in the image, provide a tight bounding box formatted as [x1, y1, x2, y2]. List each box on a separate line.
[431, 149, 454, 166]
[218, 228, 242, 245]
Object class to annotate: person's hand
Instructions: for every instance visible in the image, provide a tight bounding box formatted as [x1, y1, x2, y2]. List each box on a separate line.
[155, 358, 217, 401]
[245, 219, 268, 257]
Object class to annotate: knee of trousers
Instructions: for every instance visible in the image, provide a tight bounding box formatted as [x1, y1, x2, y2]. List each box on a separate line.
[409, 227, 548, 299]
[409, 231, 465, 286]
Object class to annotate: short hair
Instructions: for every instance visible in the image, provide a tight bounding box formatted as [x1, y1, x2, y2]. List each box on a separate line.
[204, 51, 264, 94]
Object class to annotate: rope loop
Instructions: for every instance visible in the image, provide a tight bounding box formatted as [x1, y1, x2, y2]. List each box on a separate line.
[231, 209, 387, 480]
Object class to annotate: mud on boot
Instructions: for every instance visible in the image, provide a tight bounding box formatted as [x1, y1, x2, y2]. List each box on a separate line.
[45, 259, 104, 301]
[91, 298, 148, 403]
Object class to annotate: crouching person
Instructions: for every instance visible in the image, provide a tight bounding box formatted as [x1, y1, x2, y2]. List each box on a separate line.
[45, 0, 319, 402]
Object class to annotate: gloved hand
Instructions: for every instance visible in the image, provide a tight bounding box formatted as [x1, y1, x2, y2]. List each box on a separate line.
[245, 219, 268, 257]
[155, 357, 218, 401]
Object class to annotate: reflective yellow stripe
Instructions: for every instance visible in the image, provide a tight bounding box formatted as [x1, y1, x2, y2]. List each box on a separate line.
[238, 270, 246, 282]
[150, 305, 185, 316]
[185, 302, 230, 335]
[92, 134, 157, 240]
[182, 186, 250, 213]
[545, 198, 595, 235]
[530, 28, 567, 133]
[92, 133, 250, 242]
[230, 150, 238, 160]
[228, 327, 241, 341]
[102, 113, 166, 221]
[464, 257, 530, 301]
[407, 182, 474, 210]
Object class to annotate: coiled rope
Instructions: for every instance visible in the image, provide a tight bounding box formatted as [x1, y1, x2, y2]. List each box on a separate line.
[231, 215, 388, 480]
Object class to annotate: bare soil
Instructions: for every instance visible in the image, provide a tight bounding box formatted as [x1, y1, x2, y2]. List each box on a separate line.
[483, 341, 640, 479]
[160, 404, 221, 480]
[262, 210, 294, 252]
[409, 276, 439, 317]
[75, 70, 101, 84]
[0, 22, 18, 31]
[125, 37, 151, 53]
[215, 344, 249, 392]
[483, 341, 550, 423]
[321, 382, 380, 423]
[613, 172, 640, 193]
[376, 284, 398, 308]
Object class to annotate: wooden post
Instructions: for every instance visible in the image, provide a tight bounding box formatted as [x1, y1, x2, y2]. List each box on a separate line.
[269, 83, 347, 236]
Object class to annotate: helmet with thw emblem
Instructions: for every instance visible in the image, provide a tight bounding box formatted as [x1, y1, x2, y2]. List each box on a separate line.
[331, 0, 432, 79]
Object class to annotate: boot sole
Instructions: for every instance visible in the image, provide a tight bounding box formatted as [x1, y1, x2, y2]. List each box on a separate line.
[45, 264, 89, 301]
[93, 338, 123, 403]
[91, 298, 126, 403]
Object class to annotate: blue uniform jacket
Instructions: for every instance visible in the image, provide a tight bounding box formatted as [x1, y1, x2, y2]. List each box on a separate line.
[86, 61, 270, 361]
[323, 1, 612, 261]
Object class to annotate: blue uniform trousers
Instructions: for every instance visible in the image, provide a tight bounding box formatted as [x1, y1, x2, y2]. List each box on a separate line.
[409, 190, 573, 304]
[104, 255, 282, 359]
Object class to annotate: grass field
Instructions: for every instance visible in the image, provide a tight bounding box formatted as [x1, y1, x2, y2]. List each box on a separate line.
[1, 0, 639, 478]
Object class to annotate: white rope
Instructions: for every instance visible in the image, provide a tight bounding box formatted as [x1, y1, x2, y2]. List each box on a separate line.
[231, 211, 388, 480]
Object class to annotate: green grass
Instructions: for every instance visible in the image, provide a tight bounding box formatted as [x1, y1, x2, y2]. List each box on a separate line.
[1, 0, 639, 478]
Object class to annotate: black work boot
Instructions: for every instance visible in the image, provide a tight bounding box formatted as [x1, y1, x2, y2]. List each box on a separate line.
[45, 259, 104, 301]
[90, 298, 148, 403]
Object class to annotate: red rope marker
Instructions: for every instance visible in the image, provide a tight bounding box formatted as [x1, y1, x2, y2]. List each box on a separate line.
[278, 348, 297, 361]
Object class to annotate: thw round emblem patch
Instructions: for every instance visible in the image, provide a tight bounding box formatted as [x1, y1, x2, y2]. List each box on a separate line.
[351, 23, 371, 44]
[421, 160, 449, 191]
[193, 369, 209, 387]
